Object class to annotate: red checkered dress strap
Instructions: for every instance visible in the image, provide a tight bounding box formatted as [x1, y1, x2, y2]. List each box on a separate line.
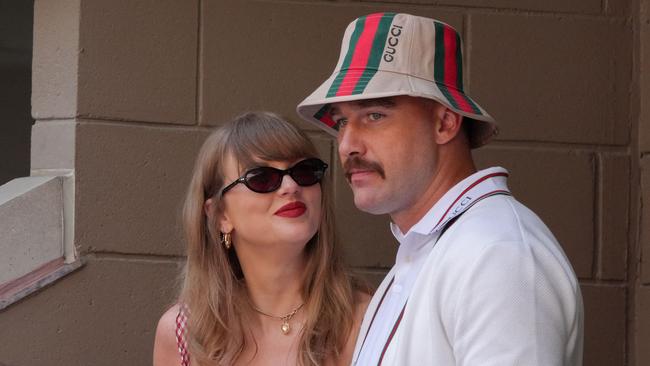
[175, 303, 190, 366]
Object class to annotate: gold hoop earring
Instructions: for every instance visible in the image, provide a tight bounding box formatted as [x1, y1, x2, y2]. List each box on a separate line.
[221, 232, 232, 249]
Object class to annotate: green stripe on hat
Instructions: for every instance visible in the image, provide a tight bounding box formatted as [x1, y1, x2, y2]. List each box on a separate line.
[326, 17, 367, 98]
[454, 31, 463, 92]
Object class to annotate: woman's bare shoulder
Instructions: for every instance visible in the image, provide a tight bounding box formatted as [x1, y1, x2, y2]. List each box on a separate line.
[153, 304, 181, 366]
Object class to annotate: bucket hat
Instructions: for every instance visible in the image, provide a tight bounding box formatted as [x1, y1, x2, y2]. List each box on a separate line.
[297, 13, 498, 148]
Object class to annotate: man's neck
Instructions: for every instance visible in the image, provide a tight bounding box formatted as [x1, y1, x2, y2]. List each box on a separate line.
[391, 157, 476, 234]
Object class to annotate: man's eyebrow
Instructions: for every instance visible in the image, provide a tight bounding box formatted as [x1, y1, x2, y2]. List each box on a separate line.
[328, 97, 397, 116]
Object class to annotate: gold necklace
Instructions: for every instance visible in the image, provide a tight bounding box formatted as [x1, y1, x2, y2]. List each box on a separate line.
[250, 302, 304, 335]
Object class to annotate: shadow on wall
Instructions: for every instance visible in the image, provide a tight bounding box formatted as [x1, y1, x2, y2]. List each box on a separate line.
[0, 0, 34, 186]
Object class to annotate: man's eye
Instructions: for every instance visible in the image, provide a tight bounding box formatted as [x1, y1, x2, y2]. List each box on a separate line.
[335, 118, 348, 128]
[368, 113, 384, 121]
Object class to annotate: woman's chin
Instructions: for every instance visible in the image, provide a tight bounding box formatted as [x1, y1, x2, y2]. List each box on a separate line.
[280, 230, 318, 249]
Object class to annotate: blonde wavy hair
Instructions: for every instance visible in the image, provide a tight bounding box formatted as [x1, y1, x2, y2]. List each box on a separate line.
[180, 112, 356, 365]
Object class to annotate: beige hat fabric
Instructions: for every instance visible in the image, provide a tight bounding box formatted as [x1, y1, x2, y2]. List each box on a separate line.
[297, 13, 498, 148]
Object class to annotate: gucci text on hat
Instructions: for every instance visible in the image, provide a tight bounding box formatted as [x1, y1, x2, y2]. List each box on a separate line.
[297, 13, 498, 148]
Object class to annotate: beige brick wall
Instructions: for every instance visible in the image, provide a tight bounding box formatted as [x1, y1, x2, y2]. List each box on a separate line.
[0, 0, 644, 365]
[0, 258, 180, 366]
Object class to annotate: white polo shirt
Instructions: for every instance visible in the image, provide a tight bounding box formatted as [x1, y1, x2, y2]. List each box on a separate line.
[352, 167, 583, 366]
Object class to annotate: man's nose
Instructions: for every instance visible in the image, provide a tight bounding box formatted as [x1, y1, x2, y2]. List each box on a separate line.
[338, 122, 365, 158]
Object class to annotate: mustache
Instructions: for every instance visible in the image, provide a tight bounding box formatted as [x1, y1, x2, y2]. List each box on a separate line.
[343, 156, 385, 180]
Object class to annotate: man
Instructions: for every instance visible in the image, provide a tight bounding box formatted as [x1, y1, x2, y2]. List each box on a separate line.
[297, 12, 583, 366]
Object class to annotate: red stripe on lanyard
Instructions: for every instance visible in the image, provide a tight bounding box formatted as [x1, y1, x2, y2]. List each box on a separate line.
[377, 303, 406, 365]
[434, 172, 508, 229]
[355, 276, 396, 358]
[472, 190, 511, 205]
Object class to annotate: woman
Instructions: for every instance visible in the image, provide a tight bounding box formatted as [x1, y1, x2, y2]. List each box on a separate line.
[153, 112, 369, 366]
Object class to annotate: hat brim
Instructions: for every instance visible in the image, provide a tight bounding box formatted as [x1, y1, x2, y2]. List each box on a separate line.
[297, 69, 498, 148]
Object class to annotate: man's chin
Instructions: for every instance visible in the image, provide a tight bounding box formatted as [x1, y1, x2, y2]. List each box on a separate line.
[352, 193, 389, 215]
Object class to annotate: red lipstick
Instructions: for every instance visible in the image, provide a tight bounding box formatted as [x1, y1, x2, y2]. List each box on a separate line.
[275, 201, 307, 218]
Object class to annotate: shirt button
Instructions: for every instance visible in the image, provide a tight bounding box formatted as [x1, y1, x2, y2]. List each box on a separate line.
[393, 284, 403, 293]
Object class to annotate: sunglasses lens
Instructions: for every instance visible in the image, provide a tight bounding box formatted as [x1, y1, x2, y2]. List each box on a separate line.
[291, 159, 325, 186]
[235, 159, 327, 194]
[245, 168, 281, 193]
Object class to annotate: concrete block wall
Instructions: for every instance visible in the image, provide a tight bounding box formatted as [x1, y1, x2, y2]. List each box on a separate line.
[0, 0, 644, 365]
[2, 1, 205, 364]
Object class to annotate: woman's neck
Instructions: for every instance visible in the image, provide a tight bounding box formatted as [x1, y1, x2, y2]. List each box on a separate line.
[236, 242, 307, 316]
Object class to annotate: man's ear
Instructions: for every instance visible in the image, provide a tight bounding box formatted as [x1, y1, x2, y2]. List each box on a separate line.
[205, 198, 233, 234]
[434, 108, 463, 145]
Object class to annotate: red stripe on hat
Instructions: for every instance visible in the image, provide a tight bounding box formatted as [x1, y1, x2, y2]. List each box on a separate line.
[335, 14, 383, 96]
[319, 112, 337, 128]
[446, 84, 478, 113]
[442, 25, 477, 113]
[443, 26, 459, 90]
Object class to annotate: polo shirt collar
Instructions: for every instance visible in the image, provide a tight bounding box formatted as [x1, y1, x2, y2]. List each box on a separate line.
[390, 167, 510, 245]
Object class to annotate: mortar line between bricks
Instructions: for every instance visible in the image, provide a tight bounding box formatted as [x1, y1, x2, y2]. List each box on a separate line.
[36, 114, 201, 125]
[33, 119, 78, 125]
[85, 252, 185, 263]
[578, 279, 628, 286]
[486, 140, 633, 152]
[260, 0, 628, 19]
[593, 153, 603, 279]
[72, 118, 217, 131]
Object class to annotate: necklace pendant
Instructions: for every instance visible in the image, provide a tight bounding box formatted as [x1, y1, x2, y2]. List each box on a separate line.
[281, 321, 290, 335]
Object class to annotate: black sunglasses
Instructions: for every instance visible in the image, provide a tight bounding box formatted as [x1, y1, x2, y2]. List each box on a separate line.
[221, 158, 328, 196]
